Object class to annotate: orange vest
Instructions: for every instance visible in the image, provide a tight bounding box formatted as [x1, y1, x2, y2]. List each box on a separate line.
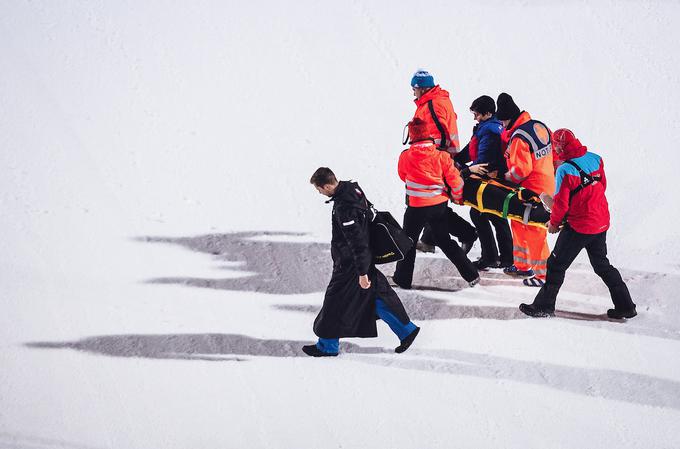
[504, 111, 555, 195]
[413, 86, 460, 154]
[398, 141, 463, 207]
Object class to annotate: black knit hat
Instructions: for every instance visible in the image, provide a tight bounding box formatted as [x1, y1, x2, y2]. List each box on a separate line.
[495, 92, 521, 121]
[470, 95, 496, 115]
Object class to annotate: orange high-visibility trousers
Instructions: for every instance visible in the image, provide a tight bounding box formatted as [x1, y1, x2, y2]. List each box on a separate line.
[510, 221, 549, 280]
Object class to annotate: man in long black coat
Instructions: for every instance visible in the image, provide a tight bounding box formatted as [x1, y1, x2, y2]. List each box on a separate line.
[303, 167, 420, 357]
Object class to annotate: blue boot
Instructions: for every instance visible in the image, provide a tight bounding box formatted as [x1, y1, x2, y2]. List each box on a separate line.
[302, 337, 339, 357]
[376, 298, 419, 353]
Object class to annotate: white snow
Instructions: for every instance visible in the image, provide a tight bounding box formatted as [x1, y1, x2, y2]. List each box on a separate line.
[2, 1, 680, 448]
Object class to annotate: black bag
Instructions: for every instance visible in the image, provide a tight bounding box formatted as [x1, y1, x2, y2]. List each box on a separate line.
[369, 209, 413, 264]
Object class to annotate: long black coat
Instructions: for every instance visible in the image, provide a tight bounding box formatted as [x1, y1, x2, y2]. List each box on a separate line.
[313, 181, 410, 339]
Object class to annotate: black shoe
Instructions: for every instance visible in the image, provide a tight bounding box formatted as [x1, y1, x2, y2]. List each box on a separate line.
[504, 266, 535, 279]
[607, 308, 637, 319]
[395, 327, 420, 353]
[498, 260, 513, 269]
[523, 277, 545, 287]
[389, 276, 411, 290]
[468, 276, 480, 287]
[302, 344, 338, 357]
[472, 258, 500, 271]
[519, 303, 555, 317]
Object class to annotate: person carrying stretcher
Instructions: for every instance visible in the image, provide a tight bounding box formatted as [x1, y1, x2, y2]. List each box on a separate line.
[519, 128, 637, 319]
[457, 95, 514, 270]
[408, 69, 478, 255]
[496, 93, 555, 287]
[392, 118, 480, 289]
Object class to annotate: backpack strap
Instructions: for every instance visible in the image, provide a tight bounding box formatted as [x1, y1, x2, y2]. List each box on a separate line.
[427, 100, 448, 150]
[563, 160, 599, 201]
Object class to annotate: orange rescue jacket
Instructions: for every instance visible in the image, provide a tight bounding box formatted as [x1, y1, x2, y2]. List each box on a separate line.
[398, 141, 463, 207]
[503, 111, 555, 195]
[413, 86, 461, 154]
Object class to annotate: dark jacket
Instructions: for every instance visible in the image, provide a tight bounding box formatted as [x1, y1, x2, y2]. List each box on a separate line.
[313, 181, 410, 339]
[329, 181, 372, 275]
[470, 117, 506, 172]
[456, 117, 507, 178]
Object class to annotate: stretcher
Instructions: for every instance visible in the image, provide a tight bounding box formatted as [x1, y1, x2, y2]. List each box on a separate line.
[462, 177, 551, 228]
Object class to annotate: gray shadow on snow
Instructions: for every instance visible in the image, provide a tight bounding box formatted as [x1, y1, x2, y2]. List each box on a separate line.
[26, 333, 680, 411]
[274, 302, 619, 322]
[352, 347, 680, 411]
[137, 232, 680, 338]
[138, 231, 480, 296]
[0, 433, 104, 449]
[138, 231, 526, 321]
[26, 333, 388, 361]
[138, 232, 331, 294]
[274, 292, 526, 321]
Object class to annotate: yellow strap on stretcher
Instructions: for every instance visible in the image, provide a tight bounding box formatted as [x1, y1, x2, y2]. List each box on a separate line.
[463, 179, 547, 229]
[476, 181, 488, 211]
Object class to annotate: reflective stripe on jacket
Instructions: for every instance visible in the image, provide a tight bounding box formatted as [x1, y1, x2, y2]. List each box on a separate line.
[398, 141, 463, 207]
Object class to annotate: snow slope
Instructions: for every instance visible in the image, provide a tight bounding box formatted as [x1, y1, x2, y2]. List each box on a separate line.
[2, 1, 680, 448]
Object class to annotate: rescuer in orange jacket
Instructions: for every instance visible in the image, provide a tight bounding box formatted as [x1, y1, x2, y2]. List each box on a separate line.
[495, 93, 555, 286]
[392, 118, 479, 289]
[410, 70, 461, 155]
[410, 70, 477, 255]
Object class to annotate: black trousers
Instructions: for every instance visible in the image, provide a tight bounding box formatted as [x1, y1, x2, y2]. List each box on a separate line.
[393, 202, 478, 287]
[532, 225, 635, 311]
[469, 209, 513, 264]
[420, 206, 477, 246]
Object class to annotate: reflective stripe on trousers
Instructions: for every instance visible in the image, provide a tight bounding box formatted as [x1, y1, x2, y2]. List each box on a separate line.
[511, 221, 549, 280]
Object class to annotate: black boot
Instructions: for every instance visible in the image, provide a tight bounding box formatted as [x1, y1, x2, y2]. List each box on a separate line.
[472, 257, 500, 271]
[302, 344, 338, 357]
[607, 307, 637, 319]
[395, 327, 420, 353]
[519, 303, 555, 317]
[389, 275, 411, 290]
[609, 284, 636, 313]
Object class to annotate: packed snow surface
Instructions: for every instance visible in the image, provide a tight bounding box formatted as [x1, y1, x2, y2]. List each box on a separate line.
[2, 1, 680, 448]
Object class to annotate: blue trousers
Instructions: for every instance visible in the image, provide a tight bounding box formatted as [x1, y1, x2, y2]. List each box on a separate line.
[316, 298, 417, 354]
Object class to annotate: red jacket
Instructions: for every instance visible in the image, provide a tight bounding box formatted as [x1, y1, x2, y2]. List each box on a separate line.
[413, 86, 460, 154]
[398, 141, 463, 207]
[550, 142, 610, 234]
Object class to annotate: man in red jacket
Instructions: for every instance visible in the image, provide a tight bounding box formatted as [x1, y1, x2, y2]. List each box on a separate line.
[392, 118, 479, 289]
[519, 129, 637, 319]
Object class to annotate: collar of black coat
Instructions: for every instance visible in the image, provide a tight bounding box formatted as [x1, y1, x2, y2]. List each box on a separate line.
[325, 180, 366, 207]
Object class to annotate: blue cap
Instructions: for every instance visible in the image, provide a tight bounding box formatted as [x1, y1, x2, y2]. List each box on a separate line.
[410, 70, 435, 88]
